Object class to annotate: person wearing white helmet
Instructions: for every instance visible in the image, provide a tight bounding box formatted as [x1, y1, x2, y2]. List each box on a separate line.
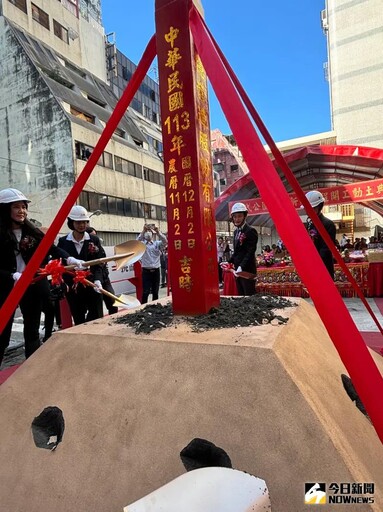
[303, 190, 336, 279]
[0, 188, 76, 365]
[226, 202, 258, 295]
[57, 205, 105, 325]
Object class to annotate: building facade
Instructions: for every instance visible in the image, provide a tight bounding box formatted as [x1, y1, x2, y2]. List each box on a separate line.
[323, 0, 383, 148]
[0, 0, 166, 245]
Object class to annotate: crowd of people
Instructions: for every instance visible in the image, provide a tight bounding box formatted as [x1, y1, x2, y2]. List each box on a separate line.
[1, 186, 381, 366]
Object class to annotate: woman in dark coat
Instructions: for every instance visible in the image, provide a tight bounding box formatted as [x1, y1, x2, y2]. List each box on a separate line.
[0, 188, 80, 365]
[58, 205, 105, 325]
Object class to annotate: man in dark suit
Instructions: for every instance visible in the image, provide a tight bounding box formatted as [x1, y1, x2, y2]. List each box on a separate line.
[304, 190, 336, 279]
[58, 206, 105, 325]
[228, 202, 258, 295]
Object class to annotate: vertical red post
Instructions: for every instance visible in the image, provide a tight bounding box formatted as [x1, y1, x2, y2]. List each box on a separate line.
[155, 0, 220, 315]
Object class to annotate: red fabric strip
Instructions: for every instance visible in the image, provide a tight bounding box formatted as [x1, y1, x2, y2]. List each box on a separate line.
[193, 7, 383, 336]
[190, 10, 383, 443]
[0, 36, 156, 337]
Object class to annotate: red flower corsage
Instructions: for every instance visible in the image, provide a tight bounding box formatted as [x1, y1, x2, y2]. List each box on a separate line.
[239, 232, 246, 245]
[87, 242, 99, 254]
[19, 235, 37, 252]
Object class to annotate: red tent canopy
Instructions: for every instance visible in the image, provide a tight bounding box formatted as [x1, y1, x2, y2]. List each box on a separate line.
[215, 144, 383, 227]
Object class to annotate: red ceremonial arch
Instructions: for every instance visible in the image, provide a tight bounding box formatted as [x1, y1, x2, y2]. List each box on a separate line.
[215, 144, 383, 226]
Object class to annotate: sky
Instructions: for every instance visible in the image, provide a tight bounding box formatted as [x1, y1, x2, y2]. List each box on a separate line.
[101, 0, 331, 143]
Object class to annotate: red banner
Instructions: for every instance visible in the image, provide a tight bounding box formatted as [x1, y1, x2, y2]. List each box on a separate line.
[229, 178, 383, 216]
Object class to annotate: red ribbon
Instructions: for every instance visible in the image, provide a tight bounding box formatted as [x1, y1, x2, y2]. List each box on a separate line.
[190, 9, 383, 443]
[72, 270, 91, 290]
[38, 259, 66, 286]
[0, 36, 156, 337]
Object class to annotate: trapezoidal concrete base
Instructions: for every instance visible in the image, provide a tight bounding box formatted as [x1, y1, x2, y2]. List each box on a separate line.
[0, 298, 382, 511]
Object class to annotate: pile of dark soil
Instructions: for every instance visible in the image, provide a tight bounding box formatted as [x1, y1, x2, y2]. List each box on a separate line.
[114, 294, 296, 334]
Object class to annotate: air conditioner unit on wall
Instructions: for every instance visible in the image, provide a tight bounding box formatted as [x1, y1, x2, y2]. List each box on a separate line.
[320, 9, 329, 31]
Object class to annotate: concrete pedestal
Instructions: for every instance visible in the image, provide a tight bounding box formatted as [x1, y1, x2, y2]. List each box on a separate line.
[0, 299, 382, 511]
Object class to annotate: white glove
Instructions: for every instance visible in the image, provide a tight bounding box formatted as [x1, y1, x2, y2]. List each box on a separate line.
[12, 272, 22, 282]
[233, 266, 242, 277]
[67, 257, 87, 270]
[93, 280, 103, 294]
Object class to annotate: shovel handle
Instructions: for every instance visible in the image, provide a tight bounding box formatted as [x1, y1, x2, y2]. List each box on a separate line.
[64, 252, 134, 271]
[83, 278, 127, 305]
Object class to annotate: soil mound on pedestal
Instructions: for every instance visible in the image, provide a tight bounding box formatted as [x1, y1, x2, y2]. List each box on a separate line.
[114, 294, 295, 334]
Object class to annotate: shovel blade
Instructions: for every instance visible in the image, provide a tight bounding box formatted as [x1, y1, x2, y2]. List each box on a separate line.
[114, 241, 146, 270]
[113, 294, 141, 309]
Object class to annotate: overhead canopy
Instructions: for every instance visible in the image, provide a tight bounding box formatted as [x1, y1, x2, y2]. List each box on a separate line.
[215, 145, 383, 227]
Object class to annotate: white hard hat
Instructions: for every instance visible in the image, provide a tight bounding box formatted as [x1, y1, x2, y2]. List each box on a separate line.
[230, 202, 248, 215]
[305, 190, 325, 208]
[0, 188, 30, 204]
[68, 205, 90, 221]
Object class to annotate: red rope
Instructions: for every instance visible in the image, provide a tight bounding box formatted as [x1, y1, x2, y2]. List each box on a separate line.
[191, 6, 383, 336]
[189, 8, 383, 442]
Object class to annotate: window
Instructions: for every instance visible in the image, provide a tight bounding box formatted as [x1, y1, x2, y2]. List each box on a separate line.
[53, 20, 69, 43]
[122, 66, 131, 81]
[124, 199, 132, 216]
[102, 152, 113, 169]
[79, 191, 89, 210]
[114, 156, 123, 173]
[61, 0, 79, 18]
[8, 0, 27, 14]
[108, 197, 117, 215]
[31, 3, 50, 30]
[87, 95, 106, 108]
[70, 106, 94, 124]
[230, 164, 239, 172]
[100, 195, 108, 213]
[116, 198, 124, 216]
[114, 128, 125, 138]
[143, 167, 165, 186]
[75, 141, 93, 160]
[88, 192, 100, 212]
[128, 161, 136, 177]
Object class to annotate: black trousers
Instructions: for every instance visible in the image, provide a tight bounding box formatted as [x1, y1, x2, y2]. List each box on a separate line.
[66, 286, 103, 325]
[102, 278, 118, 314]
[236, 276, 256, 296]
[141, 268, 160, 304]
[0, 279, 50, 365]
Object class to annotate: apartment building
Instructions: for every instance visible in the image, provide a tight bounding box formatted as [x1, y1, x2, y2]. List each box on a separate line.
[322, 0, 383, 148]
[0, 0, 166, 244]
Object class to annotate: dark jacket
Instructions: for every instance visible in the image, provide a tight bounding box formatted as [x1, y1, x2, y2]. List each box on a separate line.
[0, 227, 68, 301]
[57, 233, 105, 284]
[230, 223, 258, 273]
[307, 213, 336, 277]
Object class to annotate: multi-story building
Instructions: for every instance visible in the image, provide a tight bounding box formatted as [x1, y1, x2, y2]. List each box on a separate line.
[322, 0, 383, 148]
[0, 0, 166, 245]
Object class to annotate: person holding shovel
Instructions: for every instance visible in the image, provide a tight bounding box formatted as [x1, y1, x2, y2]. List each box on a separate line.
[58, 205, 105, 325]
[86, 226, 118, 315]
[225, 202, 258, 296]
[0, 188, 80, 365]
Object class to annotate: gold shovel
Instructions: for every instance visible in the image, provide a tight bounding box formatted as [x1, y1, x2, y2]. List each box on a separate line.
[83, 278, 140, 310]
[64, 240, 146, 271]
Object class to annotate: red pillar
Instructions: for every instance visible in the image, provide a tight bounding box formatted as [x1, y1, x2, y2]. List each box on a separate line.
[155, 0, 220, 315]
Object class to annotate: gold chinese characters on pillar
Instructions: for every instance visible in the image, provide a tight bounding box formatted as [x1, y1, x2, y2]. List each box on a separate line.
[155, 0, 220, 314]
